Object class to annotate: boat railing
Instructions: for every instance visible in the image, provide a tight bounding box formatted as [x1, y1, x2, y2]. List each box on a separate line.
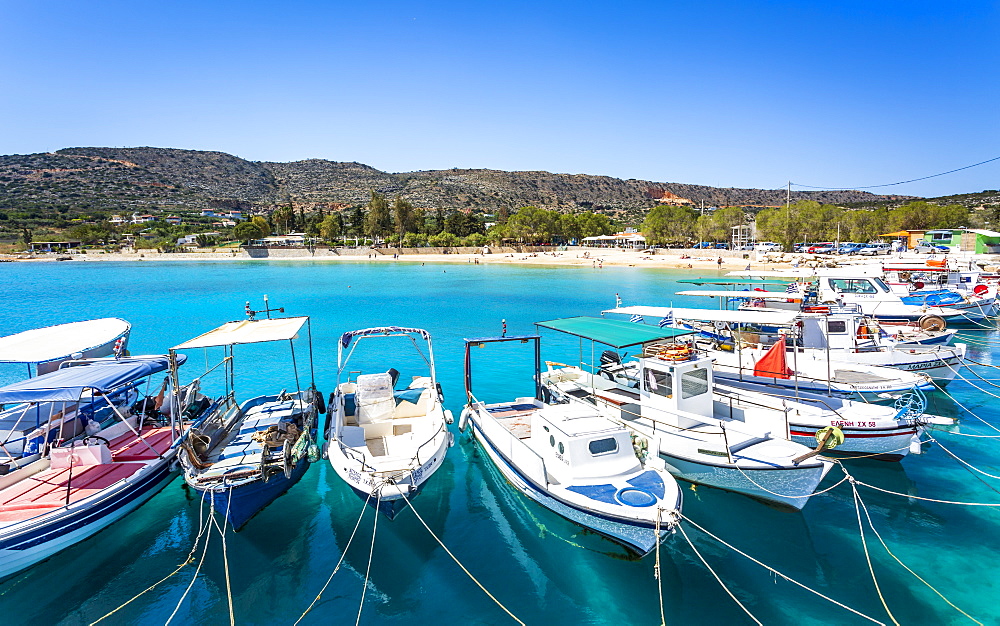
[411, 417, 447, 467]
[714, 385, 848, 422]
[338, 438, 378, 474]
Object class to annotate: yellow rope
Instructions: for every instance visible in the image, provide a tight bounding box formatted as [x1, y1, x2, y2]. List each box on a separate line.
[654, 508, 666, 626]
[401, 490, 525, 625]
[89, 490, 212, 626]
[294, 491, 375, 625]
[165, 497, 216, 625]
[850, 480, 900, 625]
[676, 522, 762, 625]
[212, 500, 235, 626]
[680, 514, 885, 624]
[854, 485, 984, 625]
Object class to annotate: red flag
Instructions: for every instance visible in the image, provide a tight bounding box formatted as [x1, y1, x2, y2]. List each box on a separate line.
[754, 335, 794, 379]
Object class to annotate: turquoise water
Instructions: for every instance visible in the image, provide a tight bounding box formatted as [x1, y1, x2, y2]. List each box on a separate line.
[1, 259, 999, 625]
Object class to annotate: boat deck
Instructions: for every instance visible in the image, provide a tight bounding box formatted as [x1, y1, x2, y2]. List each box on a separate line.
[197, 400, 301, 480]
[487, 403, 537, 440]
[831, 369, 893, 384]
[0, 462, 145, 522]
[108, 426, 174, 461]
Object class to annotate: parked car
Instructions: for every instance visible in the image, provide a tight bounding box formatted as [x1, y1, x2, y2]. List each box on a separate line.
[806, 243, 835, 254]
[838, 242, 864, 255]
[714, 242, 729, 249]
[857, 243, 892, 256]
[755, 242, 783, 252]
[692, 242, 715, 249]
[913, 243, 950, 254]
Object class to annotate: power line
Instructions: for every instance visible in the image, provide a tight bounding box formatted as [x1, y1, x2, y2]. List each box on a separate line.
[790, 155, 1000, 191]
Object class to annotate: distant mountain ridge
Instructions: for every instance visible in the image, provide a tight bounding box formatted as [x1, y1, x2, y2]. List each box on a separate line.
[0, 146, 915, 218]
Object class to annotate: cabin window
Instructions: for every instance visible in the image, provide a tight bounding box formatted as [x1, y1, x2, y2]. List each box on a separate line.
[588, 437, 618, 455]
[644, 368, 672, 397]
[827, 320, 847, 333]
[831, 279, 877, 294]
[558, 442, 565, 455]
[681, 367, 709, 399]
[549, 435, 555, 447]
[872, 278, 891, 292]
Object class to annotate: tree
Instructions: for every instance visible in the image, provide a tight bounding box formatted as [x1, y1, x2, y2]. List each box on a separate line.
[319, 214, 344, 242]
[233, 221, 264, 243]
[641, 205, 697, 245]
[348, 207, 364, 237]
[392, 198, 415, 243]
[271, 206, 294, 234]
[364, 191, 391, 240]
[194, 234, 217, 248]
[251, 216, 271, 237]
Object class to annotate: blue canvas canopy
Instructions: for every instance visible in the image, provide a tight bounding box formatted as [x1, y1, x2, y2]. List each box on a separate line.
[340, 327, 430, 348]
[0, 355, 181, 403]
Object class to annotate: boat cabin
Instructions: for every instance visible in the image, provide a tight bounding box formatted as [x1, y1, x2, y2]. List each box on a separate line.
[637, 350, 714, 428]
[529, 404, 641, 484]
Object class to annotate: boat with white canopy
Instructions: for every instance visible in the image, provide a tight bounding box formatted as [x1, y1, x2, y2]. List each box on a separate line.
[0, 319, 134, 469]
[0, 355, 194, 580]
[535, 317, 834, 510]
[173, 306, 322, 530]
[324, 326, 452, 519]
[606, 305, 962, 390]
[459, 332, 682, 556]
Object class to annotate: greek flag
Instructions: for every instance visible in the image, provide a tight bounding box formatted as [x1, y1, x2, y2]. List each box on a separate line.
[785, 282, 799, 294]
[630, 314, 644, 324]
[615, 293, 622, 308]
[658, 312, 674, 328]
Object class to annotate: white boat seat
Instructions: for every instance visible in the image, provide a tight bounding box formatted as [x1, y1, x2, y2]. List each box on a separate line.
[340, 425, 366, 449]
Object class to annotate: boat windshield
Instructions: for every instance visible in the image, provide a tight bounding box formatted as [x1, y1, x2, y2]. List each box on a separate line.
[872, 278, 891, 293]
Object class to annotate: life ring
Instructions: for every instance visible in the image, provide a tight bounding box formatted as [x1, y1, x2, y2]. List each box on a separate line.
[815, 426, 845, 450]
[974, 284, 989, 296]
[899, 271, 912, 282]
[657, 345, 693, 361]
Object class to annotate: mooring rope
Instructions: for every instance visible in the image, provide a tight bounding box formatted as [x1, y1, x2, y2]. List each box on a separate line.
[354, 487, 381, 626]
[400, 490, 525, 625]
[733, 462, 851, 500]
[850, 479, 900, 626]
[89, 493, 212, 626]
[931, 382, 1000, 435]
[676, 521, 763, 625]
[294, 491, 375, 625]
[654, 508, 666, 626]
[680, 513, 886, 625]
[165, 498, 217, 626]
[211, 493, 235, 626]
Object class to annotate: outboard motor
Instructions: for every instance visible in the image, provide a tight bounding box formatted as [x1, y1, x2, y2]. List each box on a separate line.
[599, 350, 622, 381]
[386, 368, 400, 388]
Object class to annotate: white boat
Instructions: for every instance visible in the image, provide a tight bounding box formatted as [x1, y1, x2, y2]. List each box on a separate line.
[173, 312, 322, 530]
[459, 333, 681, 556]
[607, 305, 965, 387]
[324, 327, 452, 519]
[534, 317, 834, 511]
[0, 355, 194, 580]
[0, 319, 133, 469]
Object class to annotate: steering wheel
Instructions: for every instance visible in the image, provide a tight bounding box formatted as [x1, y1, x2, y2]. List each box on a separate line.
[82, 435, 110, 447]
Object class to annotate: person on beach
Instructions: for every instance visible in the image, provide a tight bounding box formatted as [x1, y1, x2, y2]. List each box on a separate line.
[717, 257, 723, 267]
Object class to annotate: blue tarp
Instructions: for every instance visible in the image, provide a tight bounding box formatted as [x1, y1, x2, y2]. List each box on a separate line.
[0, 355, 182, 403]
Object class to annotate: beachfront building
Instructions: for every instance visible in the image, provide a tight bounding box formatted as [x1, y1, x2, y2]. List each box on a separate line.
[29, 241, 82, 253]
[581, 230, 647, 248]
[922, 229, 1000, 254]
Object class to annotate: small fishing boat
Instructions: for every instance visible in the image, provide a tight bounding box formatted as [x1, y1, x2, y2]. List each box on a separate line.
[173, 308, 322, 530]
[0, 318, 134, 469]
[535, 317, 834, 510]
[0, 355, 194, 580]
[459, 333, 682, 556]
[324, 327, 452, 519]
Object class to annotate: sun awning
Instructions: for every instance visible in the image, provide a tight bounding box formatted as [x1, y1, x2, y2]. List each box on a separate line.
[172, 317, 308, 350]
[0, 355, 179, 403]
[879, 231, 912, 237]
[0, 318, 130, 365]
[604, 306, 801, 325]
[535, 316, 693, 348]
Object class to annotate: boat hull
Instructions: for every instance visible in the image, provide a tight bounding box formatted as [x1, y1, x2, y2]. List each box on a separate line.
[0, 460, 176, 580]
[467, 416, 671, 556]
[197, 458, 310, 529]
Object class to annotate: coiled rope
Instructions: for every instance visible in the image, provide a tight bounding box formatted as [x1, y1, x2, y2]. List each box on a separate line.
[400, 489, 525, 625]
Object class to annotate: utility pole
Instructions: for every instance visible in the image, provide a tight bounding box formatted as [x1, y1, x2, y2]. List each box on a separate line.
[785, 181, 791, 252]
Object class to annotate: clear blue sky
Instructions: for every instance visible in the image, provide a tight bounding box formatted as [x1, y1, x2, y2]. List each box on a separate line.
[1, 0, 997, 198]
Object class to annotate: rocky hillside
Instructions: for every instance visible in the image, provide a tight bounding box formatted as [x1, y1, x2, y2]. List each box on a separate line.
[0, 146, 911, 220]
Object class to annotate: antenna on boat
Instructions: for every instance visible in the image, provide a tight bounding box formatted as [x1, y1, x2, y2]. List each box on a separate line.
[245, 294, 285, 320]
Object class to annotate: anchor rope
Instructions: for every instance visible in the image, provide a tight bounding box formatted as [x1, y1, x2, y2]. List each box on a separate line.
[940, 360, 1000, 402]
[400, 489, 525, 625]
[850, 479, 900, 626]
[165, 497, 217, 626]
[680, 513, 886, 624]
[89, 492, 212, 626]
[733, 462, 851, 499]
[930, 382, 1000, 434]
[676, 521, 763, 625]
[355, 486, 381, 626]
[294, 490, 375, 625]
[212, 493, 235, 626]
[654, 508, 666, 626]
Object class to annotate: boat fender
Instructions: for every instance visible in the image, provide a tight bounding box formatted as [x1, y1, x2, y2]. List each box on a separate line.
[312, 387, 326, 414]
[458, 408, 470, 433]
[909, 434, 923, 455]
[282, 439, 293, 479]
[307, 443, 320, 463]
[444, 409, 454, 425]
[631, 432, 649, 461]
[814, 426, 844, 450]
[856, 324, 871, 340]
[448, 431, 455, 448]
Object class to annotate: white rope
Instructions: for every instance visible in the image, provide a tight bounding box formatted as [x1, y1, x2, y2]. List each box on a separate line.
[734, 460, 851, 499]
[654, 508, 665, 626]
[680, 514, 886, 625]
[854, 484, 984, 625]
[89, 491, 211, 626]
[854, 479, 1000, 506]
[165, 497, 216, 626]
[850, 480, 900, 626]
[940, 360, 1000, 401]
[933, 373, 1000, 434]
[925, 432, 1000, 480]
[400, 490, 525, 624]
[676, 521, 763, 625]
[355, 487, 381, 626]
[294, 491, 375, 625]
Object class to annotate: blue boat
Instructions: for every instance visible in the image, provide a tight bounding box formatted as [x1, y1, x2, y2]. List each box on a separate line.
[173, 306, 322, 530]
